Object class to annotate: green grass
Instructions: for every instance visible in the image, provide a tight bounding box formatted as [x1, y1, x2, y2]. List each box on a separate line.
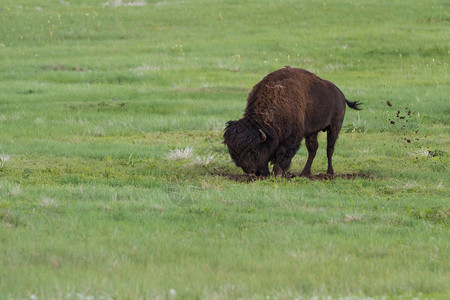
[1, 0, 449, 299]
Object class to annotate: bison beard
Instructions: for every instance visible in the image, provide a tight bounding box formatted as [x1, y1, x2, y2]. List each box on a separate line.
[223, 66, 361, 177]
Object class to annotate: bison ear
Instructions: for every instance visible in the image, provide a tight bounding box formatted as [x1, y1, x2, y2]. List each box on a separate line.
[225, 120, 237, 130]
[258, 129, 267, 143]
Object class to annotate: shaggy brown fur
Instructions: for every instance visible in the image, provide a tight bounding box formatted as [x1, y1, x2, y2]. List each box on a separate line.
[224, 66, 361, 176]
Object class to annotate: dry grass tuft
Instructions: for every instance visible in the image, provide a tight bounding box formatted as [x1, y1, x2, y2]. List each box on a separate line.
[165, 147, 193, 160]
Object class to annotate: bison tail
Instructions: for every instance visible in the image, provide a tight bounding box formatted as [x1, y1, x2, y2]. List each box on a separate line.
[346, 99, 362, 111]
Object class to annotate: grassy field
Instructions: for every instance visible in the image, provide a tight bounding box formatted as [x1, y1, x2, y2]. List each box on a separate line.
[0, 0, 449, 299]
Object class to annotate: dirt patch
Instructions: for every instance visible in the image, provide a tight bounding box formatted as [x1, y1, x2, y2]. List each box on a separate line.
[41, 64, 87, 72]
[214, 169, 371, 182]
[285, 172, 371, 180]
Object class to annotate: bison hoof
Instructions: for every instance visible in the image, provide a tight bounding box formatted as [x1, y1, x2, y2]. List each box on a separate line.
[272, 165, 284, 177]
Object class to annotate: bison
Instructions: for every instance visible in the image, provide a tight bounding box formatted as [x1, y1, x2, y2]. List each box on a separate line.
[223, 66, 361, 177]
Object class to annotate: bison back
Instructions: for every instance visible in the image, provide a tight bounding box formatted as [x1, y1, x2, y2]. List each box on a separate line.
[244, 68, 345, 138]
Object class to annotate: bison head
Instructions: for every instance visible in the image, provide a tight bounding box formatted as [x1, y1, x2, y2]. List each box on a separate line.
[223, 120, 276, 176]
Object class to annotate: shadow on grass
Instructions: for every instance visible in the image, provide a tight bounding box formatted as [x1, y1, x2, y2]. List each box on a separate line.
[213, 169, 372, 183]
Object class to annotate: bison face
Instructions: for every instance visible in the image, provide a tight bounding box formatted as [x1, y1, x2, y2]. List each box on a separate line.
[223, 120, 272, 176]
[238, 147, 271, 176]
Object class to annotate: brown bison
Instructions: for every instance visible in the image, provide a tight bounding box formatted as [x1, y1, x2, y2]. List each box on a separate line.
[223, 66, 361, 177]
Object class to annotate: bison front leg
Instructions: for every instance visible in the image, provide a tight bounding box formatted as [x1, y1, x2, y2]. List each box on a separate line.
[256, 165, 270, 177]
[272, 164, 284, 177]
[272, 147, 287, 177]
[272, 144, 299, 177]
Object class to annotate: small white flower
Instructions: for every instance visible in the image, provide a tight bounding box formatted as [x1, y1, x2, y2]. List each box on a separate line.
[169, 289, 177, 300]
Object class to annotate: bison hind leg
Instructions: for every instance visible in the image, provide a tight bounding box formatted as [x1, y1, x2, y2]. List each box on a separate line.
[300, 133, 318, 176]
[326, 123, 343, 175]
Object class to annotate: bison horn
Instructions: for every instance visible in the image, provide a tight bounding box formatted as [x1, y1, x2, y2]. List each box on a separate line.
[259, 129, 267, 142]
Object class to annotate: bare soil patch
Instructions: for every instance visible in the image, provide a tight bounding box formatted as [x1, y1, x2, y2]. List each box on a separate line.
[214, 169, 371, 182]
[41, 64, 87, 72]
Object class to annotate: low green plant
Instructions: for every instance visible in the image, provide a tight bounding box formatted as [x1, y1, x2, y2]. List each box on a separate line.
[344, 113, 367, 133]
